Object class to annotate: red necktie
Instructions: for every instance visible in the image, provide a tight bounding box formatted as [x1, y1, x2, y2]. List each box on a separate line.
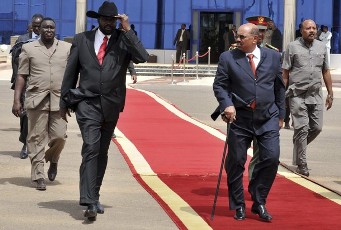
[247, 54, 257, 110]
[97, 36, 108, 65]
[247, 54, 256, 78]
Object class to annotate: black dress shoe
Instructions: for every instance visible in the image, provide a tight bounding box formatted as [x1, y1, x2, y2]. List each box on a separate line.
[36, 178, 46, 191]
[20, 145, 28, 159]
[96, 201, 104, 214]
[251, 204, 272, 222]
[84, 204, 97, 221]
[234, 206, 246, 220]
[47, 163, 58, 181]
[296, 164, 309, 177]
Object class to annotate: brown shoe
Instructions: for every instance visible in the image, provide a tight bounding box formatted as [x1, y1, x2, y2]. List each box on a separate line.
[36, 178, 46, 190]
[296, 164, 309, 177]
[48, 163, 58, 181]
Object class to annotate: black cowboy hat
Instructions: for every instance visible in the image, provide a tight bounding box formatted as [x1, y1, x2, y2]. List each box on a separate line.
[86, 1, 118, 18]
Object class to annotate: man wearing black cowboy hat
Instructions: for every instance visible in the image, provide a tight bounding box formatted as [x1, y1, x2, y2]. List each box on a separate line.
[60, 1, 149, 221]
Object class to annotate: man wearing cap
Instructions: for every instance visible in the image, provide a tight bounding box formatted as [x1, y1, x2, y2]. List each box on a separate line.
[60, 1, 149, 221]
[245, 15, 279, 181]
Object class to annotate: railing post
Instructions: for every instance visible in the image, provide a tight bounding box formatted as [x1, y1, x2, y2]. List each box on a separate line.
[196, 51, 199, 80]
[171, 54, 176, 84]
[208, 47, 211, 73]
[182, 53, 187, 82]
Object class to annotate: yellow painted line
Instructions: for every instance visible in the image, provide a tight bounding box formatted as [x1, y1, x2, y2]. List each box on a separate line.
[114, 128, 212, 229]
[117, 88, 340, 228]
[277, 167, 341, 205]
[134, 88, 341, 205]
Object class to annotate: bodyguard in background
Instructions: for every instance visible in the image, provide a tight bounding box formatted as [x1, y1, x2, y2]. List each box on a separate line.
[10, 13, 44, 159]
[282, 19, 333, 176]
[60, 1, 149, 221]
[173, 24, 190, 63]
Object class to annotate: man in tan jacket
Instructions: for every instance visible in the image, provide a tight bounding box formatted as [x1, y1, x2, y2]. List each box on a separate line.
[12, 17, 71, 190]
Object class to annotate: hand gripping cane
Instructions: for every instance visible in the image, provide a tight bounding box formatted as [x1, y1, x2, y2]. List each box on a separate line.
[210, 127, 229, 221]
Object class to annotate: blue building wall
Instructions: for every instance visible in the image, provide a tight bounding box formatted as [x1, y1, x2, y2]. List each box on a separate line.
[0, 0, 339, 52]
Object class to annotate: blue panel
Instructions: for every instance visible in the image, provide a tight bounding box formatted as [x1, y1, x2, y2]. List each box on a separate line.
[126, 0, 142, 21]
[164, 0, 175, 23]
[174, 0, 191, 23]
[60, 22, 75, 39]
[225, 0, 243, 9]
[61, 0, 75, 20]
[163, 24, 174, 49]
[0, 0, 13, 13]
[141, 0, 157, 22]
[209, 0, 225, 8]
[192, 0, 208, 9]
[46, 0, 60, 19]
[296, 0, 314, 25]
[141, 23, 156, 48]
[114, 0, 126, 13]
[13, 20, 28, 34]
[314, 0, 333, 28]
[14, 0, 29, 19]
[30, 0, 45, 17]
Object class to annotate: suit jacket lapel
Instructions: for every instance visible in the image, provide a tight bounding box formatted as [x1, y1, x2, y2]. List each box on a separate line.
[257, 48, 267, 72]
[106, 29, 119, 52]
[85, 30, 98, 64]
[234, 49, 255, 80]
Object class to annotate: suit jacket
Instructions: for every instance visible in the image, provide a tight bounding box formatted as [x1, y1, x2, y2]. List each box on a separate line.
[213, 47, 285, 135]
[173, 29, 190, 46]
[10, 32, 34, 87]
[18, 38, 71, 111]
[60, 29, 149, 121]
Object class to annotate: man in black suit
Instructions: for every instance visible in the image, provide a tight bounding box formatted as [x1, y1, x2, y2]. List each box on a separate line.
[213, 23, 285, 222]
[60, 1, 149, 221]
[173, 24, 190, 63]
[10, 13, 44, 159]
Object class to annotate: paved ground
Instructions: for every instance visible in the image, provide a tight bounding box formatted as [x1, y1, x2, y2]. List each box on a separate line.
[0, 62, 178, 229]
[0, 60, 340, 229]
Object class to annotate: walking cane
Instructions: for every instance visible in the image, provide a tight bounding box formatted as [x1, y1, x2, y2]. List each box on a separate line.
[210, 126, 229, 221]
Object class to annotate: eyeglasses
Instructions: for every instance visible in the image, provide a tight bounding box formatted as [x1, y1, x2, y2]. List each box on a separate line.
[235, 34, 252, 40]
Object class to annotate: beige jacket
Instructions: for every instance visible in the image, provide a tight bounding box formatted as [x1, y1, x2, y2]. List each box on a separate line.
[18, 38, 71, 111]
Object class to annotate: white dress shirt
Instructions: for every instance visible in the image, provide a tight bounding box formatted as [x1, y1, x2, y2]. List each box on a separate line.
[94, 29, 111, 55]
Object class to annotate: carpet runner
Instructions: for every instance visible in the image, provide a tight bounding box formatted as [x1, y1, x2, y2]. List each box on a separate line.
[114, 88, 341, 229]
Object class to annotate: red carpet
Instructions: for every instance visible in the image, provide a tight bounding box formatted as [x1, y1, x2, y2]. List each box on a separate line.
[115, 88, 341, 229]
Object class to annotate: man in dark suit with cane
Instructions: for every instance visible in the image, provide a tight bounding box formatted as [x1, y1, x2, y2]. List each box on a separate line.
[60, 1, 149, 221]
[213, 22, 285, 222]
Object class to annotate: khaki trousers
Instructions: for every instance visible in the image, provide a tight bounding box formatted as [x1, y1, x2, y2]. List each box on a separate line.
[26, 109, 66, 181]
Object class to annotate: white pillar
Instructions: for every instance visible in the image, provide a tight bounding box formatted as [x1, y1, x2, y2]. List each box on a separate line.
[283, 0, 296, 51]
[75, 0, 87, 34]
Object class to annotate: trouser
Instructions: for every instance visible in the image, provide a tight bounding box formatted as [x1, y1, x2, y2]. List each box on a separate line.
[26, 109, 66, 181]
[284, 97, 291, 125]
[19, 113, 28, 144]
[176, 41, 187, 63]
[19, 92, 28, 145]
[290, 96, 323, 165]
[76, 98, 120, 206]
[226, 123, 280, 210]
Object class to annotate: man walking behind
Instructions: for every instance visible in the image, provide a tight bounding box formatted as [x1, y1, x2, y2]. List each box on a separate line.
[282, 19, 333, 176]
[12, 17, 71, 190]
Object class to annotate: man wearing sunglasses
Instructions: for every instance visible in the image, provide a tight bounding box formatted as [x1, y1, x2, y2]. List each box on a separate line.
[213, 22, 285, 222]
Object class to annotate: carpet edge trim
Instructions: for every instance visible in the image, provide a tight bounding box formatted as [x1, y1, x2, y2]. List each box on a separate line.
[114, 127, 212, 229]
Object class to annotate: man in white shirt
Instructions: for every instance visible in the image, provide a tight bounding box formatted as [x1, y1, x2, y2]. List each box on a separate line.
[319, 25, 332, 66]
[173, 24, 190, 63]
